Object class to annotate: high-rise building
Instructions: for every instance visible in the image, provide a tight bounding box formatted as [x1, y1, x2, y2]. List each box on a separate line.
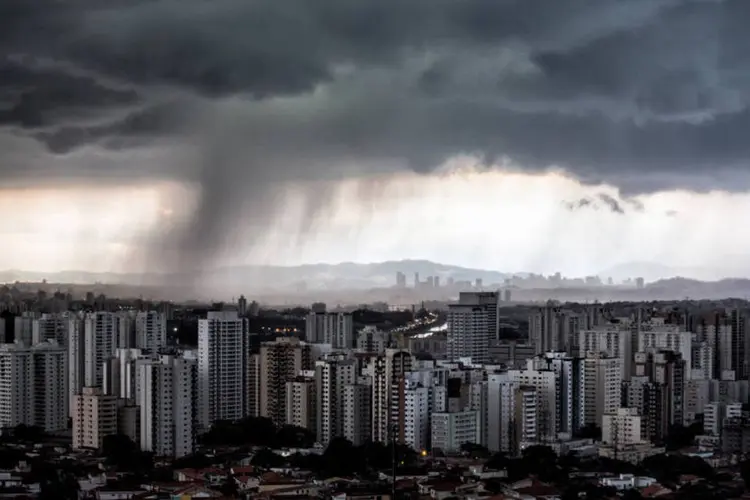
[602, 407, 643, 447]
[529, 303, 580, 354]
[579, 327, 633, 378]
[343, 383, 372, 446]
[305, 312, 353, 349]
[431, 410, 481, 453]
[72, 387, 117, 450]
[103, 348, 142, 400]
[197, 311, 251, 429]
[447, 292, 499, 364]
[508, 359, 558, 442]
[138, 354, 197, 458]
[31, 313, 69, 346]
[396, 272, 407, 288]
[0, 341, 67, 432]
[371, 349, 413, 443]
[315, 355, 357, 445]
[135, 312, 167, 353]
[356, 326, 390, 353]
[83, 312, 132, 389]
[403, 379, 431, 452]
[237, 295, 248, 316]
[259, 337, 312, 428]
[286, 375, 316, 432]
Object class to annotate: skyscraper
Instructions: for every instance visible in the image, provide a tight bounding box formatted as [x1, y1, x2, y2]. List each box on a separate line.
[197, 311, 250, 430]
[259, 337, 312, 428]
[135, 311, 167, 353]
[138, 354, 197, 458]
[447, 292, 500, 364]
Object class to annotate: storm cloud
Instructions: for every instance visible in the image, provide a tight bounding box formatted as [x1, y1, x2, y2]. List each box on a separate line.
[3, 0, 750, 273]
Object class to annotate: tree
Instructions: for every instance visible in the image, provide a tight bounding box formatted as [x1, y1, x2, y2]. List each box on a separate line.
[250, 448, 286, 469]
[574, 423, 602, 440]
[13, 424, 46, 443]
[622, 489, 643, 500]
[740, 458, 750, 489]
[460, 442, 490, 459]
[101, 434, 153, 474]
[275, 425, 315, 448]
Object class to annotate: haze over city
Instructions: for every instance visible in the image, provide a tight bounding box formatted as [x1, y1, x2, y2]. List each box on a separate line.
[4, 0, 750, 283]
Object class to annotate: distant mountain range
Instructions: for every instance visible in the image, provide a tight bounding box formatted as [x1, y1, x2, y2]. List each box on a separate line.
[0, 260, 511, 291]
[4, 260, 750, 300]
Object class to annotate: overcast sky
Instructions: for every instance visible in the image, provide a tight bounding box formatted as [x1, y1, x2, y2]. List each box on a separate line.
[3, 0, 750, 277]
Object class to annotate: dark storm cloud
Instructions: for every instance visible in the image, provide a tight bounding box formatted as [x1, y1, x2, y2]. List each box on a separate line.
[2, 0, 750, 272]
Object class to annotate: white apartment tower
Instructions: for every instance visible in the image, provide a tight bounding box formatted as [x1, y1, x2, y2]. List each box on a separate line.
[306, 312, 354, 349]
[487, 373, 541, 455]
[286, 375, 316, 431]
[447, 292, 499, 364]
[83, 312, 132, 389]
[315, 355, 357, 445]
[431, 411, 481, 453]
[135, 312, 167, 352]
[138, 355, 197, 458]
[580, 354, 623, 428]
[508, 360, 558, 442]
[579, 327, 633, 378]
[402, 380, 431, 452]
[0, 342, 68, 432]
[198, 311, 250, 429]
[32, 313, 69, 345]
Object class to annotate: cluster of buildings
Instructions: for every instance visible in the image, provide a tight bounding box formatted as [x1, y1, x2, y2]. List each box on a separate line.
[440, 295, 750, 461]
[3, 292, 750, 471]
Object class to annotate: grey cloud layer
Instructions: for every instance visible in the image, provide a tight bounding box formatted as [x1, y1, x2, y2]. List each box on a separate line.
[2, 0, 749, 270]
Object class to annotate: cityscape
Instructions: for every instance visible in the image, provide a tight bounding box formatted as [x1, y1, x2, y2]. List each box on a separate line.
[5, 0, 750, 499]
[0, 277, 748, 498]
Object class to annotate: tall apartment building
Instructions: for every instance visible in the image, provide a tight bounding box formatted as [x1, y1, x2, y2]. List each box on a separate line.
[31, 313, 69, 345]
[371, 349, 413, 443]
[135, 312, 167, 352]
[602, 407, 643, 447]
[356, 326, 390, 353]
[529, 303, 580, 354]
[82, 312, 132, 389]
[72, 387, 117, 450]
[652, 351, 686, 426]
[198, 311, 250, 429]
[286, 375, 316, 431]
[343, 383, 372, 446]
[315, 355, 357, 445]
[487, 373, 539, 454]
[0, 342, 67, 432]
[248, 353, 260, 418]
[402, 379, 431, 452]
[259, 338, 312, 428]
[579, 354, 622, 428]
[578, 327, 633, 378]
[508, 360, 558, 442]
[14, 312, 38, 346]
[305, 312, 353, 349]
[138, 355, 197, 458]
[447, 292, 499, 364]
[431, 410, 481, 453]
[103, 348, 142, 400]
[638, 322, 692, 375]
